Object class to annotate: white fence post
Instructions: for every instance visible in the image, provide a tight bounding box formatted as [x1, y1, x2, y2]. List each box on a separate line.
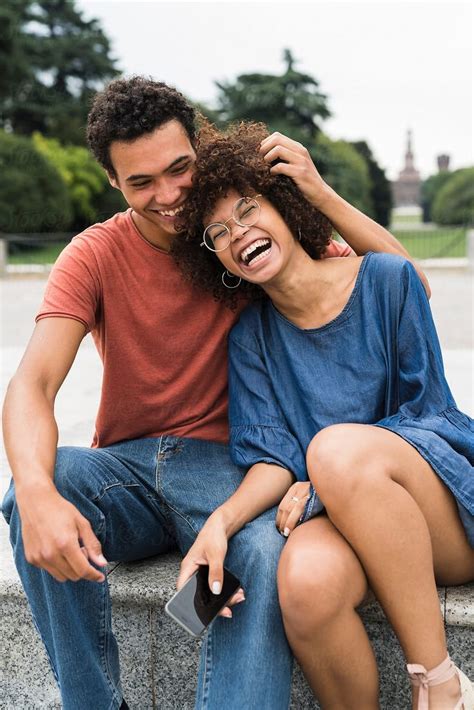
[467, 229, 474, 271]
[0, 239, 7, 278]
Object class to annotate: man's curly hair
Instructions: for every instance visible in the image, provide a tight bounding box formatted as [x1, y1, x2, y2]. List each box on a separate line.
[87, 76, 197, 177]
[172, 122, 333, 308]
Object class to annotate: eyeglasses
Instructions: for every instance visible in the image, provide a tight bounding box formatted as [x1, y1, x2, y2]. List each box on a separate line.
[201, 195, 262, 252]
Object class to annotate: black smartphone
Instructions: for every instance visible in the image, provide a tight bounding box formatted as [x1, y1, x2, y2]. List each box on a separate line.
[165, 565, 241, 637]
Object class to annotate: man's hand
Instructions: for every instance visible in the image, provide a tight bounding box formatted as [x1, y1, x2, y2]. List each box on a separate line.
[177, 511, 245, 618]
[260, 132, 329, 210]
[17, 485, 107, 583]
[276, 481, 312, 537]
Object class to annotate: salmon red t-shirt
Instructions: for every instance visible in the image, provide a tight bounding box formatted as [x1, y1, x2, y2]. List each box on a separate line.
[36, 210, 351, 447]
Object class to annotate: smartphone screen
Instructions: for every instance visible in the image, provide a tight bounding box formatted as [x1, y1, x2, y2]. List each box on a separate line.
[165, 566, 240, 637]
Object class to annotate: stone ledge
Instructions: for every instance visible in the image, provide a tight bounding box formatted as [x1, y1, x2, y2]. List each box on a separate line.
[1, 546, 473, 709]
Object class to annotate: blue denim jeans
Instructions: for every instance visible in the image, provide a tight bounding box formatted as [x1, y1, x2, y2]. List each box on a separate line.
[2, 436, 292, 710]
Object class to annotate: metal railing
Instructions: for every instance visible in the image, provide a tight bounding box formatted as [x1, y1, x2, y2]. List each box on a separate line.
[1, 228, 473, 276]
[391, 227, 467, 261]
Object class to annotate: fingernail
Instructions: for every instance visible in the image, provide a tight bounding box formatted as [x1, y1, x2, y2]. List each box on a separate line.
[283, 528, 290, 537]
[98, 555, 108, 566]
[222, 609, 233, 618]
[212, 581, 221, 595]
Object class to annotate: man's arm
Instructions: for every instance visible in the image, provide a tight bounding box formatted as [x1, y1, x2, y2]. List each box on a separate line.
[3, 318, 106, 582]
[260, 132, 431, 297]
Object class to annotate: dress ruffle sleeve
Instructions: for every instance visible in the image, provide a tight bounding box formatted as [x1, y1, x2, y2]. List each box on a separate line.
[228, 331, 307, 481]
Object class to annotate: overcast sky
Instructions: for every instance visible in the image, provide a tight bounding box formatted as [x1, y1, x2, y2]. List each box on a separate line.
[77, 0, 473, 180]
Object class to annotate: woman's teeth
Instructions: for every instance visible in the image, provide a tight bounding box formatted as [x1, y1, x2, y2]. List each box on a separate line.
[241, 238, 271, 265]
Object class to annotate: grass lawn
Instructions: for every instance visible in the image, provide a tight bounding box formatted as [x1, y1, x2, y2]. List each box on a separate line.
[6, 227, 468, 264]
[8, 242, 67, 265]
[391, 213, 423, 225]
[391, 228, 467, 259]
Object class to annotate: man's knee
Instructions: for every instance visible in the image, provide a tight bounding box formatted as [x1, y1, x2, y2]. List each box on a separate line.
[1, 447, 90, 526]
[53, 446, 105, 502]
[228, 516, 285, 585]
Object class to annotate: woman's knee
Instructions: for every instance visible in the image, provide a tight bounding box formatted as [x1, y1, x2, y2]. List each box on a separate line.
[278, 533, 362, 635]
[306, 425, 390, 507]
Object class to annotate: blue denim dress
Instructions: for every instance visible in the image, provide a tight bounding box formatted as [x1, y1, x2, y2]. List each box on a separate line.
[228, 252, 474, 546]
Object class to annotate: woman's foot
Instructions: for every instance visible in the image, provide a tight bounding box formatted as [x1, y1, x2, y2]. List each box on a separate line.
[408, 656, 474, 709]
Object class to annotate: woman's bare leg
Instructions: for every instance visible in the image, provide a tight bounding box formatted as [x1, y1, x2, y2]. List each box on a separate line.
[278, 516, 379, 710]
[307, 424, 474, 710]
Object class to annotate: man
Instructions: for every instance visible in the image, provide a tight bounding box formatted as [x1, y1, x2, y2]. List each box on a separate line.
[2, 76, 422, 710]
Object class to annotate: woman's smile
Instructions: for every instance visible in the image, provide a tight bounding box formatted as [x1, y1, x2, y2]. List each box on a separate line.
[233, 235, 274, 274]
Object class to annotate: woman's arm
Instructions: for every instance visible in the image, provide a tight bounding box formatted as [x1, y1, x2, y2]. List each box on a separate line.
[177, 463, 293, 607]
[178, 324, 310, 606]
[260, 132, 431, 297]
[214, 462, 294, 537]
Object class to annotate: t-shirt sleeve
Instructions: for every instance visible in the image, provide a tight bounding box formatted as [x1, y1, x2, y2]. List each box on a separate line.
[228, 327, 307, 480]
[323, 239, 353, 258]
[36, 236, 101, 332]
[397, 260, 451, 417]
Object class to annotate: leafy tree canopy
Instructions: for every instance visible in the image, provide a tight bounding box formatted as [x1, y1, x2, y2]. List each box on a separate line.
[0, 0, 120, 144]
[431, 167, 474, 226]
[0, 130, 72, 233]
[214, 49, 331, 144]
[421, 171, 453, 223]
[209, 50, 385, 216]
[351, 141, 392, 227]
[315, 134, 373, 216]
[33, 132, 125, 229]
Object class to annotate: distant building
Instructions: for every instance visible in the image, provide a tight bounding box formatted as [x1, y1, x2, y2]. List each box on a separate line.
[437, 154, 450, 172]
[392, 130, 421, 207]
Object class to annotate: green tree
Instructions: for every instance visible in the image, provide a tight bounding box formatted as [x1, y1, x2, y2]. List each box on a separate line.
[431, 168, 474, 226]
[316, 135, 373, 215]
[33, 132, 126, 229]
[212, 50, 377, 211]
[0, 1, 29, 102]
[351, 141, 392, 227]
[215, 49, 331, 145]
[0, 0, 120, 144]
[0, 130, 72, 233]
[421, 172, 452, 223]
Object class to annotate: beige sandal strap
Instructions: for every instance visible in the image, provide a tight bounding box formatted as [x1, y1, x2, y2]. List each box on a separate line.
[407, 655, 457, 710]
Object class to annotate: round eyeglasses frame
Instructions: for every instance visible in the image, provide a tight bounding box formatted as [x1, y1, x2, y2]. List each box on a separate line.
[201, 195, 262, 253]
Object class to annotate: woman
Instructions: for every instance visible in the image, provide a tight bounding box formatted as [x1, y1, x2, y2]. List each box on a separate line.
[172, 122, 474, 710]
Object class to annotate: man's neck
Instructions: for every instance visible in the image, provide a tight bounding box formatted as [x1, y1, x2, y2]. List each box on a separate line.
[131, 210, 175, 252]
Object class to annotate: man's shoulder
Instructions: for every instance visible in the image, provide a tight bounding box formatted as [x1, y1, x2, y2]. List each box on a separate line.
[53, 210, 132, 274]
[71, 209, 131, 250]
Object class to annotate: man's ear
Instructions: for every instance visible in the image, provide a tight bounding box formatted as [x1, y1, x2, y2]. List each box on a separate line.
[107, 171, 119, 189]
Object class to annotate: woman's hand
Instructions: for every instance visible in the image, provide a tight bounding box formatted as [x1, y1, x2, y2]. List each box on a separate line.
[176, 510, 245, 618]
[276, 481, 312, 537]
[260, 132, 330, 210]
